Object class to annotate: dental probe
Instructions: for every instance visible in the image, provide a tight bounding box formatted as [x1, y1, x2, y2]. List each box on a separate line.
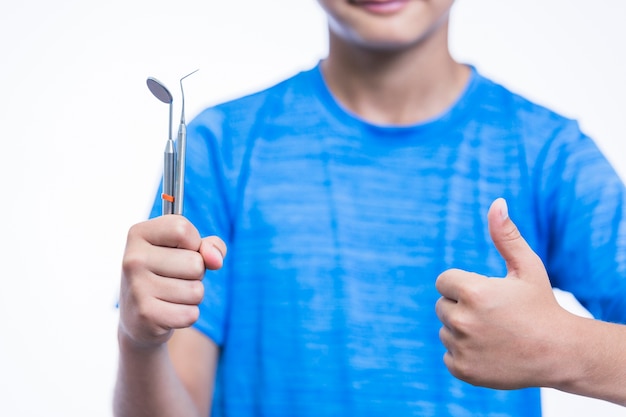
[173, 69, 199, 215]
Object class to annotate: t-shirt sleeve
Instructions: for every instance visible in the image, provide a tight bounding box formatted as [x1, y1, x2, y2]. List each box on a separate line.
[536, 121, 626, 323]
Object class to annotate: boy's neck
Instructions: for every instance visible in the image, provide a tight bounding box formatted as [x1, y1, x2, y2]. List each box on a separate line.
[321, 23, 469, 126]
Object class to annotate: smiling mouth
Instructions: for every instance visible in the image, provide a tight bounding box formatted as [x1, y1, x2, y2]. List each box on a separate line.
[349, 0, 410, 15]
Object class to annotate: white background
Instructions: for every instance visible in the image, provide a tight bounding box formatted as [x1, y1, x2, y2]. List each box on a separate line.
[1, 0, 625, 416]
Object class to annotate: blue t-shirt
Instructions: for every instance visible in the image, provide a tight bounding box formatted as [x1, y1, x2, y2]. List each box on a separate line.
[150, 64, 626, 416]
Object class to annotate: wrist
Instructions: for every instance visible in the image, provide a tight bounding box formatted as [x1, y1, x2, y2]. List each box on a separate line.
[550, 315, 626, 405]
[521, 308, 586, 390]
[117, 324, 171, 354]
[541, 312, 610, 394]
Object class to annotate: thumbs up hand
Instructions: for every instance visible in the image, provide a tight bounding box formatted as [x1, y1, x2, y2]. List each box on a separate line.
[435, 198, 573, 390]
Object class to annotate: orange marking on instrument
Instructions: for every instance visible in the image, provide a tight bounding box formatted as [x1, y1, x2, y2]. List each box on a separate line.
[162, 193, 175, 203]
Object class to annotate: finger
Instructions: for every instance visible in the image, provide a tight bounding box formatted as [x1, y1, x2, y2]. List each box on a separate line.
[487, 198, 546, 279]
[123, 240, 206, 282]
[131, 215, 202, 251]
[146, 298, 200, 330]
[436, 268, 485, 302]
[442, 350, 455, 372]
[435, 295, 475, 338]
[153, 277, 205, 306]
[149, 244, 207, 280]
[438, 324, 456, 353]
[435, 295, 456, 324]
[199, 236, 227, 270]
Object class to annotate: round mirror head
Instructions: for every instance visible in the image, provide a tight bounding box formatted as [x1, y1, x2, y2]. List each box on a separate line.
[146, 77, 173, 104]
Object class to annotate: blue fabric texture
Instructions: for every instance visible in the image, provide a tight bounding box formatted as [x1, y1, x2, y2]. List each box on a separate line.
[149, 64, 626, 416]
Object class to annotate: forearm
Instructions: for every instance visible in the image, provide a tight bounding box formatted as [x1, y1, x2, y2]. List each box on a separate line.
[550, 315, 626, 406]
[113, 329, 203, 417]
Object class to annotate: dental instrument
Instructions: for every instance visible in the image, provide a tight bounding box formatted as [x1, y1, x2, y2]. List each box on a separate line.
[173, 69, 199, 215]
[146, 70, 198, 216]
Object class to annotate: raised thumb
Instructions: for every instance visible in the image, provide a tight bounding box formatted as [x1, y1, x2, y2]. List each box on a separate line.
[487, 198, 545, 280]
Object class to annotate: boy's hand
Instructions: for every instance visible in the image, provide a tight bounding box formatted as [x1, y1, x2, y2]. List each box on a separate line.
[435, 198, 570, 389]
[118, 215, 226, 349]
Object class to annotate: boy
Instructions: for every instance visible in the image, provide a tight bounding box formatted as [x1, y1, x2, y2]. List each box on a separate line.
[115, 0, 626, 415]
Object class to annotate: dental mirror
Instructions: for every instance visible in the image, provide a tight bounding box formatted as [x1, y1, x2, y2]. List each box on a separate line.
[146, 77, 173, 104]
[146, 77, 174, 139]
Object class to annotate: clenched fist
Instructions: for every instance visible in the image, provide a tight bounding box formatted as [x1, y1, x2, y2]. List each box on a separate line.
[118, 215, 226, 349]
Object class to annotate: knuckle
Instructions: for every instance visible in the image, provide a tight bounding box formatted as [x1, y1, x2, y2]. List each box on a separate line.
[188, 280, 205, 304]
[446, 312, 464, 331]
[451, 361, 474, 383]
[189, 254, 206, 278]
[458, 282, 486, 306]
[501, 223, 522, 243]
[436, 268, 454, 283]
[435, 297, 451, 323]
[181, 305, 200, 327]
[169, 217, 196, 243]
[127, 277, 151, 302]
[446, 351, 478, 384]
[122, 251, 148, 277]
[126, 222, 143, 240]
[445, 310, 472, 333]
[434, 273, 446, 292]
[434, 297, 443, 316]
[135, 299, 155, 325]
[438, 326, 445, 341]
[435, 268, 462, 293]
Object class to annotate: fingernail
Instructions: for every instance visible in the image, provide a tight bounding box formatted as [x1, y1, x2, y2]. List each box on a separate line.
[500, 198, 509, 220]
[211, 245, 225, 260]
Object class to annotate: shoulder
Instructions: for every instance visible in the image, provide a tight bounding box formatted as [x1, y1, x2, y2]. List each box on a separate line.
[181, 65, 323, 192]
[189, 66, 319, 139]
[467, 68, 591, 158]
[471, 68, 578, 135]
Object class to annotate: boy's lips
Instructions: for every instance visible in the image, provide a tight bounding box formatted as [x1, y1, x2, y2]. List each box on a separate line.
[350, 0, 410, 15]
